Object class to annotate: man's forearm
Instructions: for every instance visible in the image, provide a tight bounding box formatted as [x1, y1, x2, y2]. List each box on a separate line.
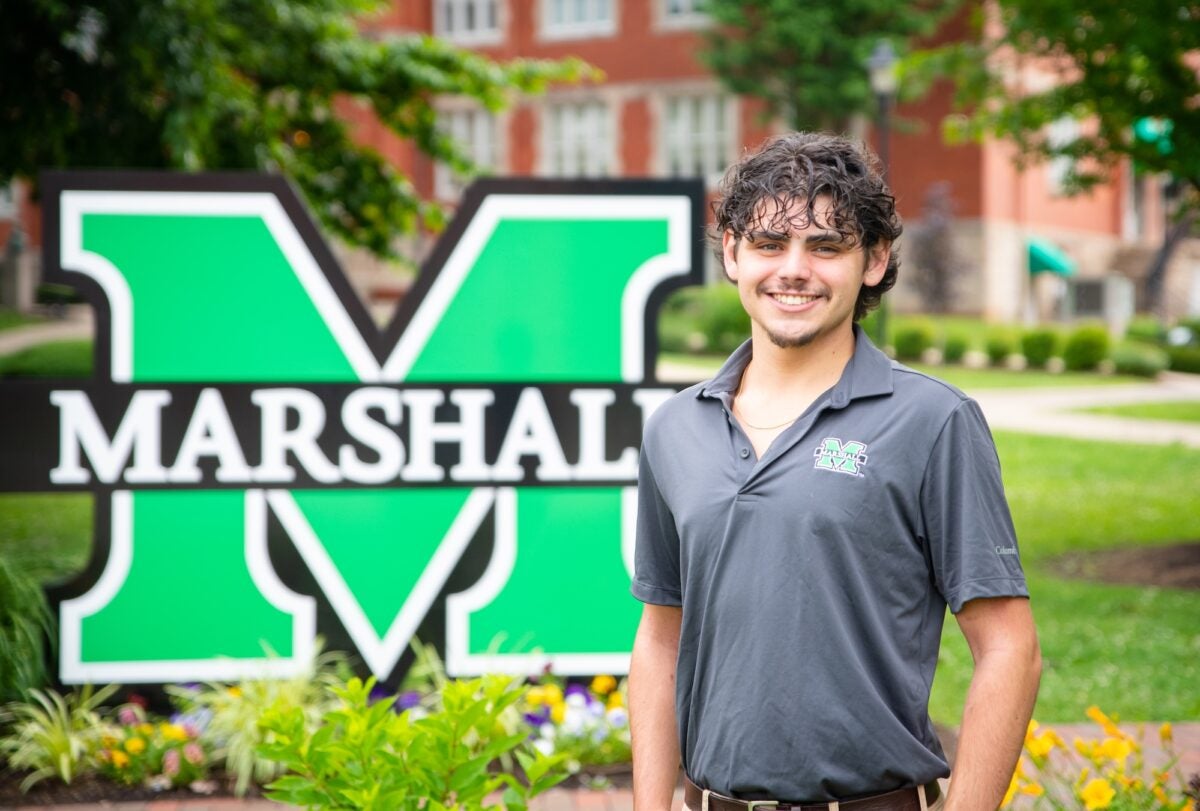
[946, 604, 1042, 811]
[630, 605, 682, 811]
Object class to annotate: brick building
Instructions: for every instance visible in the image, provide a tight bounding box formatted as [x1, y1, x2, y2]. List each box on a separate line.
[345, 0, 1196, 325]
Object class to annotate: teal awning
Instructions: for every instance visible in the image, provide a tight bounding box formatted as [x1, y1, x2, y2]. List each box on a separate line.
[1028, 237, 1076, 276]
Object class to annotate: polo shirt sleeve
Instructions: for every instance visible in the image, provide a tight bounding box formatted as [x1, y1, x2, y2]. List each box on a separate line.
[631, 444, 683, 606]
[920, 399, 1029, 614]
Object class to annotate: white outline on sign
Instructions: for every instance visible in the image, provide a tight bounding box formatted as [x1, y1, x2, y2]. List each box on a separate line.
[60, 491, 316, 683]
[56, 190, 690, 681]
[266, 488, 494, 679]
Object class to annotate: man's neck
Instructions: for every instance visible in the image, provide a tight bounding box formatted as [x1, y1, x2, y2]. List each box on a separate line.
[744, 325, 857, 398]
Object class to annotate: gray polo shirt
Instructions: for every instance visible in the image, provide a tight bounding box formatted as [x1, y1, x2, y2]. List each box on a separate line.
[632, 328, 1028, 802]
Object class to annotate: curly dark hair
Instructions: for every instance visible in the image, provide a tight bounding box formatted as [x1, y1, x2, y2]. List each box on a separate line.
[710, 132, 903, 320]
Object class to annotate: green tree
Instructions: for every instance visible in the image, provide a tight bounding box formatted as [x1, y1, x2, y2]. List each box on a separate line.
[699, 0, 962, 132]
[920, 1, 1200, 308]
[1, 0, 589, 260]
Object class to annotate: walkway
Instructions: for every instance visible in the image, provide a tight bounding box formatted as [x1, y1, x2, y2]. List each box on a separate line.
[0, 307, 92, 356]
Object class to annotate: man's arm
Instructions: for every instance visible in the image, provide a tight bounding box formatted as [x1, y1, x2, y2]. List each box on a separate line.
[945, 596, 1041, 811]
[630, 603, 683, 811]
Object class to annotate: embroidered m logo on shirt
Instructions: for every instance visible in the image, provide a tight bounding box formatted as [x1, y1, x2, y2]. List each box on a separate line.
[814, 438, 869, 476]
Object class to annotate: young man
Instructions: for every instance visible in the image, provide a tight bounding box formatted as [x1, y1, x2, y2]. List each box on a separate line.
[629, 133, 1041, 811]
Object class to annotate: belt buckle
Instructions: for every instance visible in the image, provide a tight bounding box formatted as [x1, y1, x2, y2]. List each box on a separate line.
[746, 803, 779, 811]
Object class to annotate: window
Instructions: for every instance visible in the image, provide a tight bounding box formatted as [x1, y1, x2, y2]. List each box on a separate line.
[541, 0, 616, 39]
[1046, 116, 1079, 195]
[658, 0, 708, 28]
[434, 0, 502, 44]
[435, 109, 501, 199]
[543, 101, 615, 177]
[661, 94, 735, 183]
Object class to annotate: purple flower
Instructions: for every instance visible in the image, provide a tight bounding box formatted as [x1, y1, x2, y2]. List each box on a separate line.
[524, 708, 550, 726]
[368, 684, 393, 705]
[396, 691, 423, 711]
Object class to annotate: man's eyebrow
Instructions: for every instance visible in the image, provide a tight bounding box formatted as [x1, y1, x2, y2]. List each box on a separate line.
[805, 230, 850, 244]
[746, 230, 789, 242]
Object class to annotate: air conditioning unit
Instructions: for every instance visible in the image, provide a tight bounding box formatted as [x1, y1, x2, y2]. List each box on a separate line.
[1066, 275, 1134, 334]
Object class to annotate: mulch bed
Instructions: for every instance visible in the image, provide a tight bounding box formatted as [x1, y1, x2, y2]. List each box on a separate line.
[1050, 541, 1200, 590]
[0, 769, 263, 807]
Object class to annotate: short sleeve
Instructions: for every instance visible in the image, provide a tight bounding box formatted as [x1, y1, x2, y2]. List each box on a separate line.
[631, 444, 683, 606]
[920, 399, 1029, 613]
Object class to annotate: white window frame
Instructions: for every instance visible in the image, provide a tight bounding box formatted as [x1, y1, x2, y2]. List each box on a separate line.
[434, 106, 505, 200]
[655, 0, 709, 30]
[433, 0, 504, 46]
[1045, 116, 1079, 196]
[540, 99, 618, 178]
[656, 90, 737, 186]
[539, 0, 617, 40]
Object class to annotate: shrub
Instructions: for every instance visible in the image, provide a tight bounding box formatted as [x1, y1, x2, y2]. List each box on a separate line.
[167, 645, 349, 796]
[522, 675, 630, 778]
[1166, 345, 1200, 374]
[1062, 324, 1111, 371]
[657, 285, 749, 355]
[985, 330, 1017, 366]
[0, 340, 93, 378]
[259, 675, 567, 811]
[941, 333, 970, 364]
[0, 684, 118, 791]
[1124, 316, 1166, 346]
[1020, 328, 1060, 369]
[893, 321, 936, 361]
[0, 555, 53, 704]
[1111, 342, 1168, 378]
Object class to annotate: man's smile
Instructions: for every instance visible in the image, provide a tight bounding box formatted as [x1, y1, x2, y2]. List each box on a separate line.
[767, 291, 822, 307]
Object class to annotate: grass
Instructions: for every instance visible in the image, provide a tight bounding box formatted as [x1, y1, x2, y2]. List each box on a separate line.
[928, 431, 1200, 723]
[1082, 400, 1200, 424]
[0, 494, 92, 584]
[0, 307, 42, 332]
[0, 340, 93, 378]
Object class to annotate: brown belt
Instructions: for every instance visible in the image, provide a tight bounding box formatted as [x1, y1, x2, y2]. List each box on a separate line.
[684, 776, 940, 811]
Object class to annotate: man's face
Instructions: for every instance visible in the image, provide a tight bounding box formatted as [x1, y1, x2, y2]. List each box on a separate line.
[722, 196, 888, 351]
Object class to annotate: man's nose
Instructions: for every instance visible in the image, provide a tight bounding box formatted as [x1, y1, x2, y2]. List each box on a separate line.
[777, 243, 811, 279]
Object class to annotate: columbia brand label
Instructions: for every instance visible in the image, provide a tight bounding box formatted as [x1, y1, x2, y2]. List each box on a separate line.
[0, 173, 704, 685]
[813, 437, 869, 476]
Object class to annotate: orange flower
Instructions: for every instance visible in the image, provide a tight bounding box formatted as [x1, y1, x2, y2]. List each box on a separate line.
[111, 750, 130, 768]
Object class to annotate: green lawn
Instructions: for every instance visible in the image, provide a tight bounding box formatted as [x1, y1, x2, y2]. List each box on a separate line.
[1082, 400, 1200, 424]
[0, 339, 93, 378]
[0, 307, 42, 332]
[928, 431, 1200, 724]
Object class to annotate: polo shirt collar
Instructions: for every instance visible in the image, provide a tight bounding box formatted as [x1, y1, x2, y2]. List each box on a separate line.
[697, 324, 894, 407]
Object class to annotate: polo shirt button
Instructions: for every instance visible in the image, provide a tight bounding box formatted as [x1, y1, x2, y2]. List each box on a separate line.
[739, 447, 750, 459]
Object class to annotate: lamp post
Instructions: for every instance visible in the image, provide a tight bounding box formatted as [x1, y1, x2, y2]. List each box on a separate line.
[866, 40, 897, 350]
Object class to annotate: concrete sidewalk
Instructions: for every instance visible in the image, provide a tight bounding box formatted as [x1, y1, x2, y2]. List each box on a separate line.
[0, 307, 93, 357]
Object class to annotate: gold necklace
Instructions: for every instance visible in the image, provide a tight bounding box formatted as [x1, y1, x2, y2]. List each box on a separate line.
[732, 397, 801, 431]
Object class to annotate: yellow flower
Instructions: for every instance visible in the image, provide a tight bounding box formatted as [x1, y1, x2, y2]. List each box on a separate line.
[606, 691, 624, 710]
[590, 675, 618, 696]
[1027, 731, 1055, 759]
[1079, 777, 1116, 810]
[227, 686, 242, 698]
[160, 723, 188, 742]
[101, 735, 119, 748]
[550, 702, 566, 724]
[1098, 736, 1133, 763]
[124, 737, 146, 754]
[111, 750, 130, 768]
[1019, 783, 1045, 797]
[1154, 786, 1170, 804]
[136, 723, 154, 736]
[1159, 722, 1173, 744]
[1025, 719, 1039, 742]
[1085, 706, 1125, 740]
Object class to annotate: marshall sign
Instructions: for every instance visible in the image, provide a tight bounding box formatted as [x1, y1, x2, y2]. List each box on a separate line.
[0, 172, 703, 685]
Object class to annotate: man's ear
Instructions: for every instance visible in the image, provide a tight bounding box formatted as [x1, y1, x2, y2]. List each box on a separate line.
[864, 241, 891, 287]
[722, 231, 740, 282]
